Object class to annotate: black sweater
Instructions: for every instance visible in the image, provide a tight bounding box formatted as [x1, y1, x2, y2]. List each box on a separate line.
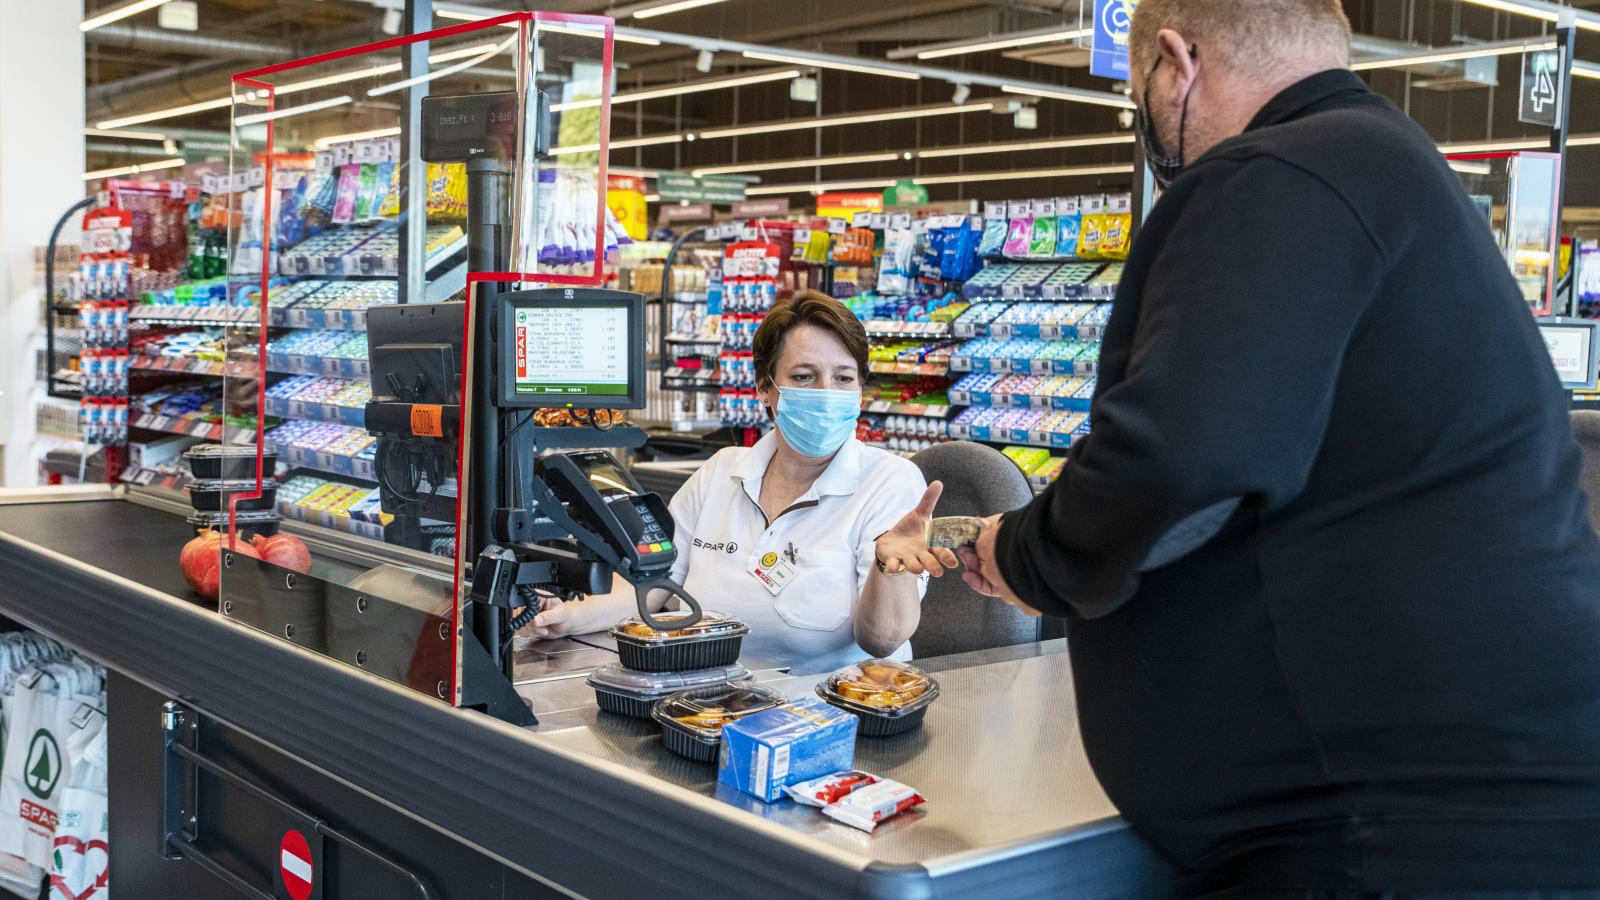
[996, 69, 1600, 890]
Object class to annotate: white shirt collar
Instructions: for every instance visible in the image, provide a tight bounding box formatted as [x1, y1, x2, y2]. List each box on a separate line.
[731, 431, 864, 508]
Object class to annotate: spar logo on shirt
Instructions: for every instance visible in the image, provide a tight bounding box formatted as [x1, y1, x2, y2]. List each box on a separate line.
[693, 538, 739, 555]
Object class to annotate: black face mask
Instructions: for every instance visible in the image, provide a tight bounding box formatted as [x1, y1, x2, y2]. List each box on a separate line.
[1134, 53, 1192, 190]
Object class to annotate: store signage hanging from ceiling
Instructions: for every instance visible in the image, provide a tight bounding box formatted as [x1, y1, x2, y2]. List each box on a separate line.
[731, 198, 790, 217]
[883, 179, 930, 207]
[1520, 49, 1564, 129]
[659, 202, 714, 223]
[1091, 0, 1139, 81]
[816, 192, 884, 219]
[658, 173, 748, 204]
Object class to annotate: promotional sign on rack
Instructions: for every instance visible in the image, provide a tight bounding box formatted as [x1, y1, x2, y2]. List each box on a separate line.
[1091, 0, 1139, 80]
[816, 192, 882, 220]
[606, 175, 648, 242]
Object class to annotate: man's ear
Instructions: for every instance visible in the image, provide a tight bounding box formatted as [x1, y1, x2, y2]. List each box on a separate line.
[1156, 28, 1198, 91]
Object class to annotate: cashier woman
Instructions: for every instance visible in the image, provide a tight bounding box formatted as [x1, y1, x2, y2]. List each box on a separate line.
[523, 291, 957, 675]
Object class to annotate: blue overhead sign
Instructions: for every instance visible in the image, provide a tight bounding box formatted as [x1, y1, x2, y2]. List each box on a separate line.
[1092, 0, 1138, 81]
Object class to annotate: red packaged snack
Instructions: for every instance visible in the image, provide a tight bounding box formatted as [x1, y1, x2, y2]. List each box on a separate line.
[822, 778, 925, 832]
[785, 771, 879, 808]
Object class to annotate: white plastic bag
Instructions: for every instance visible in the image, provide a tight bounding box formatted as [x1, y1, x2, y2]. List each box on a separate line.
[0, 661, 103, 873]
[0, 667, 69, 869]
[48, 707, 107, 900]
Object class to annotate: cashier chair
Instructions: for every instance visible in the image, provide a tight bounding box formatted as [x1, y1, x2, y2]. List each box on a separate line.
[1570, 411, 1600, 534]
[909, 441, 1060, 658]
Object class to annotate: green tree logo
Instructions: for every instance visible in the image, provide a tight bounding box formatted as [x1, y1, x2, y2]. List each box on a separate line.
[24, 730, 61, 800]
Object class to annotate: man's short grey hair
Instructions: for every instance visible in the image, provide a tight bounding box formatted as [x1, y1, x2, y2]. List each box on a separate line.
[1129, 0, 1352, 77]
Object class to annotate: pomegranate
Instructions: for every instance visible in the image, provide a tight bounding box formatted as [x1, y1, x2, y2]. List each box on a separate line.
[251, 533, 312, 574]
[179, 528, 220, 583]
[179, 529, 259, 600]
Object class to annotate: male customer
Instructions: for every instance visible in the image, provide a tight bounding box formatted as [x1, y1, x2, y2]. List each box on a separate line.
[960, 0, 1600, 892]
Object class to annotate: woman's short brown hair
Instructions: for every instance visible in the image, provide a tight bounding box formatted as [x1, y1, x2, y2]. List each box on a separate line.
[752, 290, 869, 390]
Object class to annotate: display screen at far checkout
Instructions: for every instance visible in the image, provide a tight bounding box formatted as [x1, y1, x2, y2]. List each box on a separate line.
[1540, 320, 1600, 390]
[513, 306, 631, 399]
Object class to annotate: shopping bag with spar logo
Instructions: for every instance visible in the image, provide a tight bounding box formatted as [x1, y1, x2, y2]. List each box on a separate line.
[48, 705, 107, 900]
[0, 635, 76, 899]
[0, 660, 103, 872]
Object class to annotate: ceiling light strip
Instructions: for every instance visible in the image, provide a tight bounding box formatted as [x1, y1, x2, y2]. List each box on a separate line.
[83, 127, 168, 142]
[1000, 84, 1136, 110]
[630, 0, 730, 20]
[551, 134, 685, 156]
[1351, 37, 1558, 71]
[698, 102, 993, 140]
[83, 157, 186, 181]
[741, 50, 920, 80]
[917, 134, 1135, 158]
[1458, 0, 1600, 33]
[369, 35, 515, 97]
[551, 69, 800, 113]
[890, 26, 1094, 61]
[314, 126, 402, 149]
[692, 152, 902, 177]
[434, 9, 663, 45]
[1439, 135, 1599, 151]
[96, 97, 233, 130]
[81, 0, 173, 32]
[234, 95, 353, 127]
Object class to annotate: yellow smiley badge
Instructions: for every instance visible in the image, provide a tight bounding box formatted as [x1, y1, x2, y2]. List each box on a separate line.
[761, 551, 779, 568]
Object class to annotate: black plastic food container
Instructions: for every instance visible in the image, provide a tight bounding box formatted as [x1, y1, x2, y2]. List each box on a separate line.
[651, 683, 784, 761]
[188, 479, 279, 512]
[610, 611, 749, 673]
[587, 664, 753, 720]
[816, 660, 940, 737]
[186, 509, 281, 536]
[185, 444, 278, 480]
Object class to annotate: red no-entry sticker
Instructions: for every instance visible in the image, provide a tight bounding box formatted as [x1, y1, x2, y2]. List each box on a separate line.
[279, 829, 314, 900]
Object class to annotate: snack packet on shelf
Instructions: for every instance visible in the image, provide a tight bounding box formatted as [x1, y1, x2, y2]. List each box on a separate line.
[821, 777, 926, 832]
[785, 771, 880, 808]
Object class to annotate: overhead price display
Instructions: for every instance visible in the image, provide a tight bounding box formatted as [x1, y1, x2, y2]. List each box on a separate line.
[658, 173, 748, 204]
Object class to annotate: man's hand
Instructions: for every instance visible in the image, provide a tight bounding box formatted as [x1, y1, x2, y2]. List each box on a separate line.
[957, 516, 1043, 617]
[875, 481, 961, 577]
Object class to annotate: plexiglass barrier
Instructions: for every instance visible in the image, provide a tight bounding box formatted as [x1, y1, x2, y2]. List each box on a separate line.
[1449, 150, 1563, 316]
[220, 13, 614, 706]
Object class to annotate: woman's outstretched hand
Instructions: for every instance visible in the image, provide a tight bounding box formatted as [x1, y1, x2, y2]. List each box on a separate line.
[874, 481, 961, 577]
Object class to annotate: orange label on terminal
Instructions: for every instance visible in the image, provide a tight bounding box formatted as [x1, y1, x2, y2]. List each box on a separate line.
[411, 404, 444, 438]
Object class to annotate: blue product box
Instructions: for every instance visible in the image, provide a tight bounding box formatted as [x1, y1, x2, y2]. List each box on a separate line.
[718, 697, 858, 803]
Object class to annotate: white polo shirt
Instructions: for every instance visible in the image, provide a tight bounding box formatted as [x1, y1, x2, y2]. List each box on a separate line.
[666, 432, 928, 676]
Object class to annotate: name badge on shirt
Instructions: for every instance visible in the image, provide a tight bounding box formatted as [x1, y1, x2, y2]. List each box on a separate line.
[749, 551, 797, 596]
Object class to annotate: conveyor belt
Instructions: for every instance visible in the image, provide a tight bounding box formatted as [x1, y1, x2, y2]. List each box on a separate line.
[0, 499, 199, 600]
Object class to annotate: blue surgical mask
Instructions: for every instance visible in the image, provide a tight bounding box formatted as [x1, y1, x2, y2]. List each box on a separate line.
[775, 387, 860, 458]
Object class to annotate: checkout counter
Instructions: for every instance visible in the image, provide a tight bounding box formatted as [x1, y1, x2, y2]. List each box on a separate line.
[0, 487, 1178, 899]
[0, 21, 1179, 896]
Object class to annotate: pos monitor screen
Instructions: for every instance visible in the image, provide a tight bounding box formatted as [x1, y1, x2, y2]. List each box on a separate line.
[1539, 317, 1600, 391]
[498, 288, 646, 410]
